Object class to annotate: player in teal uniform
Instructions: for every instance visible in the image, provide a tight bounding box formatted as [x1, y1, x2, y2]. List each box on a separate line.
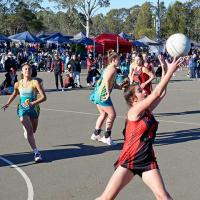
[2, 63, 46, 163]
[90, 51, 128, 145]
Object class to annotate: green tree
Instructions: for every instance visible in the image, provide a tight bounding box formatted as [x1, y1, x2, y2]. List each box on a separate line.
[123, 5, 141, 38]
[0, 0, 44, 35]
[135, 2, 155, 39]
[103, 8, 129, 34]
[91, 14, 106, 36]
[184, 0, 200, 41]
[49, 0, 110, 37]
[163, 1, 188, 37]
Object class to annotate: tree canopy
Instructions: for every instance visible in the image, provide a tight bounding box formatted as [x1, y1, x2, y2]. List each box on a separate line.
[0, 0, 199, 41]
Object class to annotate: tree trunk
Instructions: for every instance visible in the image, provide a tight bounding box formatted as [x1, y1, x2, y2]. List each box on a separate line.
[86, 16, 90, 37]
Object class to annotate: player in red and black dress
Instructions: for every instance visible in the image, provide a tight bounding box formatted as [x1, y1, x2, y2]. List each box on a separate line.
[95, 55, 184, 200]
[133, 54, 155, 96]
[114, 109, 159, 177]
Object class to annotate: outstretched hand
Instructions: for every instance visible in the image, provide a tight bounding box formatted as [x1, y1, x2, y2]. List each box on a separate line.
[158, 54, 166, 66]
[165, 57, 185, 73]
[1, 104, 9, 112]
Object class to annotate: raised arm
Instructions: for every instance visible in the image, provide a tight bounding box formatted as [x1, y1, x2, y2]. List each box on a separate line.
[128, 62, 135, 84]
[148, 55, 168, 111]
[133, 57, 183, 116]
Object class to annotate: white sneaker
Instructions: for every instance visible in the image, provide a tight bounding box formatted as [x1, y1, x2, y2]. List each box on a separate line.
[99, 136, 117, 146]
[90, 134, 101, 141]
[61, 88, 64, 92]
[34, 152, 42, 163]
[23, 126, 27, 139]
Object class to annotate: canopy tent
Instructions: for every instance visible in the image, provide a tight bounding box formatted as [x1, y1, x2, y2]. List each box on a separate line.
[132, 40, 148, 48]
[0, 34, 11, 42]
[138, 36, 164, 54]
[63, 34, 73, 40]
[36, 31, 50, 38]
[9, 31, 42, 43]
[73, 32, 86, 40]
[137, 36, 161, 46]
[71, 37, 95, 45]
[119, 32, 132, 40]
[191, 40, 200, 47]
[93, 33, 132, 54]
[45, 33, 71, 44]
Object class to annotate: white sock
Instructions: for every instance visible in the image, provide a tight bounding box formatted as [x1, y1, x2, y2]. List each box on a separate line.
[33, 149, 39, 155]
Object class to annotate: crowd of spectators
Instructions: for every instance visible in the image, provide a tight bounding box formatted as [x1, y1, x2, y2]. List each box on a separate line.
[0, 41, 199, 95]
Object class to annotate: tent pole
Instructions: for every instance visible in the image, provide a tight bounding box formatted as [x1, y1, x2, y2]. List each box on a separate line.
[116, 36, 119, 53]
[93, 41, 96, 58]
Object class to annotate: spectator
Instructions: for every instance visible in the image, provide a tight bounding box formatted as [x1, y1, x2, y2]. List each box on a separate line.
[4, 52, 18, 72]
[188, 54, 197, 79]
[86, 65, 101, 87]
[51, 53, 64, 91]
[86, 54, 97, 86]
[68, 54, 82, 88]
[0, 67, 18, 95]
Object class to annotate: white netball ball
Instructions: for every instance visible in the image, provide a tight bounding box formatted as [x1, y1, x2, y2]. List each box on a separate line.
[166, 33, 191, 57]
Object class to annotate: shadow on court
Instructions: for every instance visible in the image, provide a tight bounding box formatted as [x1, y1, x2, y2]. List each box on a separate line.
[155, 110, 200, 117]
[169, 79, 193, 83]
[0, 142, 123, 168]
[1, 127, 200, 167]
[155, 127, 200, 146]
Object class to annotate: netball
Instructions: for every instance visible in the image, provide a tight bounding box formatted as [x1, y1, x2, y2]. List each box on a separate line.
[166, 33, 191, 58]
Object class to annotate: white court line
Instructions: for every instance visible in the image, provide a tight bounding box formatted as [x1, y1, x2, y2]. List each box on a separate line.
[41, 107, 200, 126]
[0, 156, 34, 200]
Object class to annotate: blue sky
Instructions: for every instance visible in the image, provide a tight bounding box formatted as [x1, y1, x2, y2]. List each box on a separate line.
[42, 0, 188, 14]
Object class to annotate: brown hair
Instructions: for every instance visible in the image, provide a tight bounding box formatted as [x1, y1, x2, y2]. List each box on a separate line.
[21, 63, 32, 79]
[107, 50, 118, 64]
[123, 82, 139, 106]
[138, 53, 144, 61]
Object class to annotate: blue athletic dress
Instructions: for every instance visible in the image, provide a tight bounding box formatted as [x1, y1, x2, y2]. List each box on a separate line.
[17, 80, 40, 118]
[89, 69, 116, 107]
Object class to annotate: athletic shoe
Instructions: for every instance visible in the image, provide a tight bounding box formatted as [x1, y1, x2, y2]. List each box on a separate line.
[61, 88, 64, 92]
[99, 136, 117, 146]
[90, 134, 101, 141]
[23, 126, 27, 139]
[34, 152, 42, 163]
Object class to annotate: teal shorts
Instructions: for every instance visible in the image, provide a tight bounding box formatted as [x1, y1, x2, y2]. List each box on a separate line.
[17, 104, 40, 119]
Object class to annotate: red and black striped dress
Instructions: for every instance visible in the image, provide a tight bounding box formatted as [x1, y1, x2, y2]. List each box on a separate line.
[133, 66, 152, 96]
[115, 111, 159, 175]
